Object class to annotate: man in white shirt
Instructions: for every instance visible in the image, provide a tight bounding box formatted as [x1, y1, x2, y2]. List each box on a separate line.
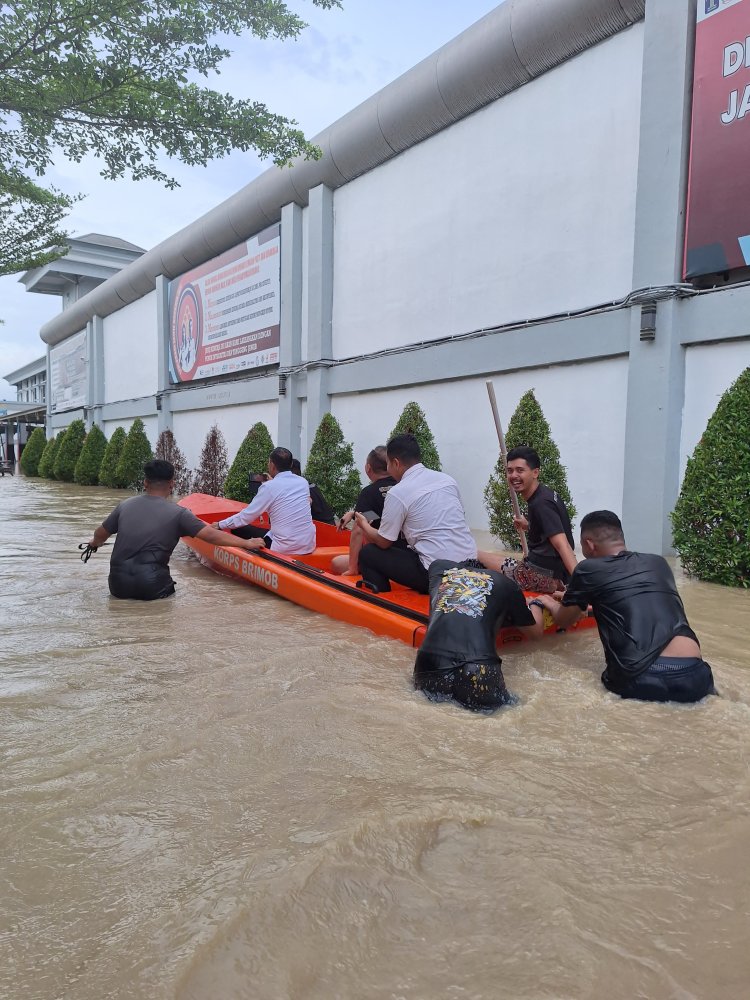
[354, 434, 477, 593]
[212, 447, 316, 555]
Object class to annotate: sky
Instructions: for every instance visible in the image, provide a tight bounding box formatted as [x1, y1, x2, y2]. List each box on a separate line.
[0, 0, 502, 398]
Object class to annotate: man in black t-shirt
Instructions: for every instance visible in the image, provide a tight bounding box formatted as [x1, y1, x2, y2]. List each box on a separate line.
[531, 510, 715, 703]
[480, 446, 577, 594]
[414, 559, 535, 711]
[291, 459, 336, 525]
[331, 446, 396, 575]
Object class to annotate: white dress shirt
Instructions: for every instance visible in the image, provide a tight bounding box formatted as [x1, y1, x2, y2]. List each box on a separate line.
[218, 471, 316, 554]
[378, 463, 477, 569]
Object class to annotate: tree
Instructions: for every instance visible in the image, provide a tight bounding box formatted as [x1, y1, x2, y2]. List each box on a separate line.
[671, 368, 750, 587]
[20, 426, 46, 476]
[305, 413, 361, 517]
[390, 402, 442, 471]
[484, 389, 577, 550]
[193, 423, 229, 496]
[98, 426, 127, 488]
[0, 0, 340, 275]
[115, 418, 154, 491]
[74, 424, 107, 485]
[224, 422, 274, 502]
[38, 432, 61, 479]
[155, 428, 193, 495]
[53, 418, 86, 481]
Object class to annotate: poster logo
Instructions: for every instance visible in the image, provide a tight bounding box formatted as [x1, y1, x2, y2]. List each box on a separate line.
[171, 284, 202, 381]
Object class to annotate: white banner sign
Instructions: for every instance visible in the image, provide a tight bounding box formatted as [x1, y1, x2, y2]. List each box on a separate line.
[50, 330, 87, 413]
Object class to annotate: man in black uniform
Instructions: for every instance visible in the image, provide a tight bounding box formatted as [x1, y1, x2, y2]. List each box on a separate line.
[480, 446, 577, 594]
[331, 446, 396, 575]
[291, 458, 336, 525]
[531, 510, 716, 702]
[414, 559, 535, 711]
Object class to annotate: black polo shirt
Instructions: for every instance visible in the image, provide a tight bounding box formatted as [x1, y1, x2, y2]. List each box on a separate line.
[526, 483, 575, 580]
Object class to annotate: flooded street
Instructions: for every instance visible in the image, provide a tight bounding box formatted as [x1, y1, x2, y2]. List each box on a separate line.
[1, 476, 749, 1000]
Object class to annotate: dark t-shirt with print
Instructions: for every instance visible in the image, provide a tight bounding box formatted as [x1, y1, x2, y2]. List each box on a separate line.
[526, 483, 575, 579]
[562, 550, 698, 681]
[416, 559, 535, 670]
[355, 475, 396, 527]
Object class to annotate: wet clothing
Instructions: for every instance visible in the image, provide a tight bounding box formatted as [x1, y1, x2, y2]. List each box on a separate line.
[563, 550, 713, 702]
[102, 494, 206, 601]
[355, 476, 397, 528]
[414, 559, 535, 710]
[500, 557, 566, 595]
[218, 470, 315, 554]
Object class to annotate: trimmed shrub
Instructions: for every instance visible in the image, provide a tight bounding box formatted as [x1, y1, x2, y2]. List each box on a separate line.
[74, 425, 107, 485]
[53, 419, 86, 482]
[155, 429, 193, 496]
[115, 418, 154, 492]
[390, 401, 441, 471]
[38, 433, 61, 479]
[20, 427, 46, 476]
[224, 422, 274, 502]
[484, 389, 577, 550]
[193, 423, 229, 497]
[671, 368, 750, 587]
[304, 413, 361, 517]
[98, 427, 127, 488]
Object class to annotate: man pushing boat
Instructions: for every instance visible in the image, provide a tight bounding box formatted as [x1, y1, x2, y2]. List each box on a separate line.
[85, 459, 263, 601]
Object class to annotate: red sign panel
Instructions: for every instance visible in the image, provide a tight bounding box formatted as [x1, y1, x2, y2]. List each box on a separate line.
[685, 0, 750, 278]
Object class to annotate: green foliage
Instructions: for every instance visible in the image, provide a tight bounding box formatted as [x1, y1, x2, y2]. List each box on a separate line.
[224, 422, 274, 502]
[74, 425, 107, 485]
[98, 427, 127, 488]
[193, 423, 229, 497]
[37, 433, 61, 479]
[115, 418, 154, 492]
[20, 426, 46, 476]
[53, 419, 86, 482]
[155, 429, 193, 495]
[304, 413, 361, 517]
[484, 389, 577, 550]
[390, 401, 442, 471]
[671, 368, 750, 587]
[0, 0, 340, 274]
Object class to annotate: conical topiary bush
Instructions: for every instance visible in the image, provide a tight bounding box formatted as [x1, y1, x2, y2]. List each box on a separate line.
[193, 423, 229, 497]
[74, 425, 107, 485]
[305, 413, 361, 517]
[155, 429, 192, 495]
[224, 422, 274, 502]
[53, 419, 86, 482]
[484, 389, 577, 550]
[115, 418, 154, 492]
[671, 367, 750, 587]
[98, 427, 127, 488]
[38, 433, 62, 479]
[390, 401, 441, 471]
[20, 427, 46, 476]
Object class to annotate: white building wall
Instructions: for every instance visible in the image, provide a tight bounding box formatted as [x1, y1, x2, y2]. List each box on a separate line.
[172, 402, 279, 472]
[680, 340, 750, 482]
[331, 23, 643, 359]
[102, 291, 158, 403]
[301, 207, 310, 363]
[331, 355, 628, 535]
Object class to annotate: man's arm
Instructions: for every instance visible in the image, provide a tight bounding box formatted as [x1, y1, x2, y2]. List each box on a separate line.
[212, 489, 269, 531]
[549, 532, 578, 577]
[344, 521, 366, 572]
[87, 524, 111, 549]
[196, 524, 265, 551]
[536, 592, 584, 628]
[354, 512, 393, 549]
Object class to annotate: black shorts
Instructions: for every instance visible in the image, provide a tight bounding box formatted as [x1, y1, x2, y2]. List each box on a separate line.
[602, 657, 716, 704]
[414, 651, 514, 712]
[109, 559, 175, 601]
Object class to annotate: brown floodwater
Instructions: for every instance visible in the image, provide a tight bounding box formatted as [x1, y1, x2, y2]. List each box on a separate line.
[1, 476, 749, 1000]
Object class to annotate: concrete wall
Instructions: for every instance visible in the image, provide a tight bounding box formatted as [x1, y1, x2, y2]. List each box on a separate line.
[171, 401, 279, 471]
[103, 416, 158, 444]
[102, 291, 158, 403]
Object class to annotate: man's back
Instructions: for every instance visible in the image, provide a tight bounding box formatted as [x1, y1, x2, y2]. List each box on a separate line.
[251, 471, 316, 553]
[104, 494, 205, 567]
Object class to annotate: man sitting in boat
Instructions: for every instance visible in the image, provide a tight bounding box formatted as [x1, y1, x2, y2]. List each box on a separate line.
[330, 446, 396, 577]
[414, 559, 536, 710]
[354, 434, 477, 594]
[86, 459, 264, 601]
[479, 446, 577, 594]
[529, 511, 716, 703]
[212, 447, 316, 555]
[290, 458, 336, 526]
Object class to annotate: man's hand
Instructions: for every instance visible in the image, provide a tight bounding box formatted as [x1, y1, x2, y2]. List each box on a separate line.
[237, 537, 266, 552]
[339, 510, 355, 528]
[513, 515, 529, 532]
[353, 511, 378, 540]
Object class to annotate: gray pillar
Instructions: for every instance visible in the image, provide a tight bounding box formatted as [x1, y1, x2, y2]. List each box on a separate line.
[622, 0, 695, 553]
[155, 275, 173, 437]
[90, 315, 105, 428]
[278, 201, 303, 456]
[304, 184, 334, 457]
[45, 345, 52, 436]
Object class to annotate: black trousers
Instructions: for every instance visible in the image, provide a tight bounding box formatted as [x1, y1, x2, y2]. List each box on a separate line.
[603, 657, 716, 703]
[359, 542, 429, 593]
[109, 557, 175, 601]
[229, 525, 270, 544]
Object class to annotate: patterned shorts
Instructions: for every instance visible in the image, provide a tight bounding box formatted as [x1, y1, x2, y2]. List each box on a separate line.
[500, 558, 565, 595]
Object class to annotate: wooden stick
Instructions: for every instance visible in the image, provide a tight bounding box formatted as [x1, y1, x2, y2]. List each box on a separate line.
[486, 381, 529, 558]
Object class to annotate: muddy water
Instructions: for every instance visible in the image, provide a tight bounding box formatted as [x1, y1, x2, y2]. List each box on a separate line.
[1, 476, 749, 1000]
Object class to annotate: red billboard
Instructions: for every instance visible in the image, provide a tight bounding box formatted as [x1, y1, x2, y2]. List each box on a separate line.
[685, 0, 750, 278]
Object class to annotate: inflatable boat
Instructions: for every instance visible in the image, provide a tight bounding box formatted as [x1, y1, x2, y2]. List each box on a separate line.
[178, 493, 597, 649]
